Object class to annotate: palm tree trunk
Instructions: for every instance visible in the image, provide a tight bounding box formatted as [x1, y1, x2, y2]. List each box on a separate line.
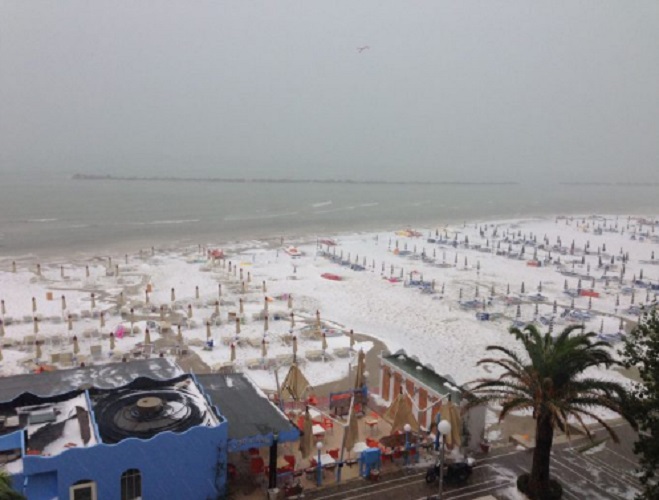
[529, 412, 554, 498]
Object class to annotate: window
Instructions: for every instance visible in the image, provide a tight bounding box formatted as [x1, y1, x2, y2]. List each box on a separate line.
[121, 469, 142, 500]
[70, 480, 97, 500]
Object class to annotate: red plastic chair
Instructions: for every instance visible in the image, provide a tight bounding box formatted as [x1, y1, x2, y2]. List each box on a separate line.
[307, 394, 318, 406]
[284, 455, 296, 468]
[250, 457, 265, 475]
[366, 437, 379, 449]
[322, 417, 334, 434]
[328, 448, 339, 460]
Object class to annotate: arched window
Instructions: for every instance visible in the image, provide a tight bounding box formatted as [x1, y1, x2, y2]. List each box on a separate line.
[70, 479, 97, 500]
[121, 469, 142, 500]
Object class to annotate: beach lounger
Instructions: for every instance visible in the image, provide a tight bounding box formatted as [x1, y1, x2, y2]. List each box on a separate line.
[246, 358, 262, 370]
[247, 337, 262, 348]
[59, 352, 74, 367]
[90, 345, 103, 360]
[50, 353, 61, 364]
[333, 347, 350, 358]
[305, 350, 324, 361]
[275, 354, 294, 366]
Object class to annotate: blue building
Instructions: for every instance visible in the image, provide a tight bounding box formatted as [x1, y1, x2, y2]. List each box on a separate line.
[0, 359, 298, 499]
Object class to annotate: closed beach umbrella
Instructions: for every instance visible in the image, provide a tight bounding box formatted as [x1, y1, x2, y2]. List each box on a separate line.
[631, 289, 635, 305]
[264, 297, 269, 313]
[349, 329, 355, 349]
[263, 280, 267, 293]
[299, 408, 313, 457]
[33, 317, 39, 334]
[61, 266, 65, 278]
[160, 306, 165, 321]
[619, 317, 624, 331]
[206, 321, 211, 340]
[516, 304, 521, 318]
[215, 300, 220, 316]
[290, 312, 295, 328]
[145, 289, 150, 304]
[68, 314, 73, 332]
[230, 343, 236, 362]
[91, 293, 96, 309]
[195, 286, 200, 300]
[521, 282, 525, 294]
[538, 282, 542, 293]
[534, 303, 539, 316]
[292, 336, 298, 362]
[459, 288, 463, 300]
[187, 304, 193, 319]
[248, 271, 251, 283]
[354, 349, 366, 389]
[32, 297, 37, 313]
[171, 288, 176, 302]
[553, 300, 557, 314]
[241, 281, 245, 294]
[110, 332, 115, 351]
[119, 291, 124, 306]
[322, 332, 328, 352]
[288, 294, 293, 309]
[145, 328, 151, 345]
[35, 340, 41, 361]
[85, 265, 90, 278]
[1, 299, 5, 315]
[61, 295, 67, 311]
[261, 339, 268, 358]
[0, 320, 4, 337]
[177, 324, 183, 344]
[264, 315, 269, 332]
[239, 298, 244, 314]
[100, 312, 105, 329]
[73, 335, 79, 354]
[240, 268, 243, 281]
[588, 297, 592, 310]
[0, 346, 3, 362]
[600, 319, 604, 333]
[36, 263, 41, 276]
[344, 406, 360, 453]
[218, 283, 222, 297]
[115, 264, 119, 276]
[11, 261, 16, 273]
[506, 283, 510, 295]
[235, 317, 241, 334]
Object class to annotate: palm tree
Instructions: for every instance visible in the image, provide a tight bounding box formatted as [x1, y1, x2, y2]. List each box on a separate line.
[0, 469, 26, 499]
[467, 324, 635, 499]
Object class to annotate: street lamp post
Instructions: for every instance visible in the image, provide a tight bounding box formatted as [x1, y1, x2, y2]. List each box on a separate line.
[316, 441, 323, 486]
[403, 423, 412, 465]
[437, 420, 452, 500]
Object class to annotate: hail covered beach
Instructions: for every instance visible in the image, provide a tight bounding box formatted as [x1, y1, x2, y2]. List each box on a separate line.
[1, 177, 658, 438]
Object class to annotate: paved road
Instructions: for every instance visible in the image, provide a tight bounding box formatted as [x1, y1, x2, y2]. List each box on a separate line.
[309, 422, 641, 500]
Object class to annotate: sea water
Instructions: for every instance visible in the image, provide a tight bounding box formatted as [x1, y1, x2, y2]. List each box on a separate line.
[1, 170, 658, 257]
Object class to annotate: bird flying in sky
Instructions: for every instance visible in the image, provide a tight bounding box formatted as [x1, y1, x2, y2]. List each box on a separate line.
[357, 46, 370, 53]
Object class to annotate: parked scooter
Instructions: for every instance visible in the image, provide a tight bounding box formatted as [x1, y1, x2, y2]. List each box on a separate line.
[425, 457, 475, 485]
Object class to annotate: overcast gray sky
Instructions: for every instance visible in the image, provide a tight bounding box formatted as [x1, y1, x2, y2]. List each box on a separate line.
[1, 1, 658, 183]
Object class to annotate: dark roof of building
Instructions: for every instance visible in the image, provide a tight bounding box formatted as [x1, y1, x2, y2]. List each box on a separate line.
[0, 358, 183, 404]
[382, 350, 463, 404]
[196, 373, 296, 442]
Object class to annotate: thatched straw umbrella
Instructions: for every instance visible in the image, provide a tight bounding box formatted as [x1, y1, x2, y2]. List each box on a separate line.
[73, 335, 80, 354]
